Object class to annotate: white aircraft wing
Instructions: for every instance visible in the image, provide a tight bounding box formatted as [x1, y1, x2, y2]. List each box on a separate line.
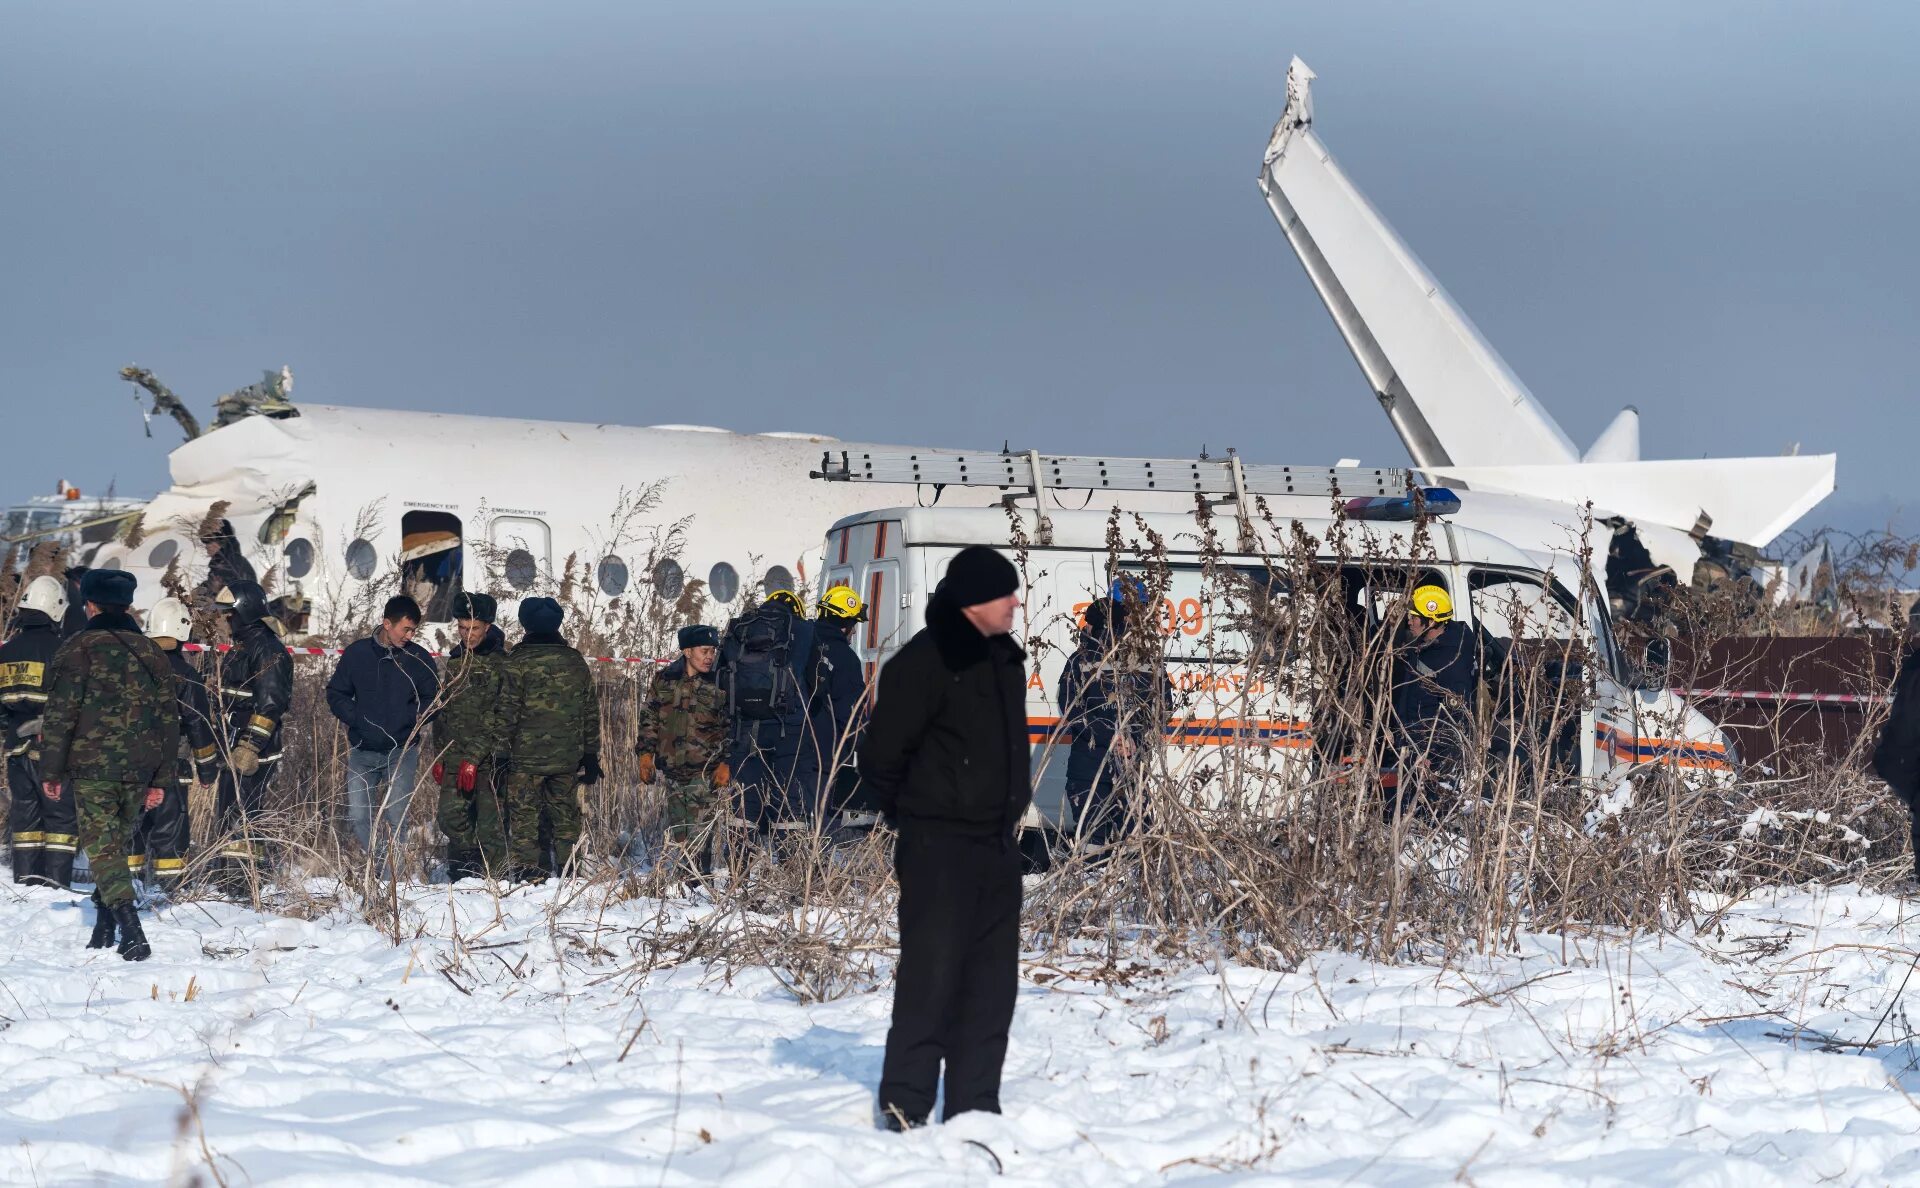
[1258, 57, 1579, 469]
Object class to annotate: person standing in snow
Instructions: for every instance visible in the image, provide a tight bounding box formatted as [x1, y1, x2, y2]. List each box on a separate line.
[208, 581, 294, 887]
[491, 597, 601, 881]
[2, 576, 80, 887]
[326, 595, 440, 872]
[635, 623, 731, 878]
[1055, 590, 1171, 853]
[862, 546, 1029, 1129]
[434, 593, 509, 880]
[37, 569, 178, 961]
[136, 597, 219, 890]
[1872, 603, 1920, 879]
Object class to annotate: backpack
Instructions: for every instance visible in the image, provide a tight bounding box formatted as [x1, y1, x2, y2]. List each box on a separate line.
[723, 608, 815, 723]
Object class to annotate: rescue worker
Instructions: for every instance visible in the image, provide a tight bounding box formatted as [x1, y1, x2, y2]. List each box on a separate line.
[492, 597, 601, 881]
[718, 588, 821, 847]
[1056, 591, 1171, 852]
[435, 592, 508, 880]
[325, 595, 438, 872]
[634, 624, 730, 878]
[134, 597, 218, 890]
[2, 576, 79, 886]
[863, 546, 1029, 1129]
[38, 569, 179, 960]
[196, 522, 256, 604]
[811, 586, 871, 830]
[1386, 583, 1503, 818]
[1872, 603, 1920, 879]
[209, 580, 293, 886]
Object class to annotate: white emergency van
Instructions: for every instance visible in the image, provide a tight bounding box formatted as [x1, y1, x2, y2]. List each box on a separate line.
[821, 502, 1732, 832]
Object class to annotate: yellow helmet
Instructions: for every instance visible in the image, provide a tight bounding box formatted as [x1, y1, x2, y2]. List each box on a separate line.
[1410, 584, 1454, 623]
[766, 588, 807, 615]
[817, 584, 867, 622]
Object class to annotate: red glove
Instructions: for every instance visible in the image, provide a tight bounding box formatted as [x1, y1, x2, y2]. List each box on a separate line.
[457, 761, 478, 793]
[42, 780, 63, 802]
[432, 762, 445, 784]
[144, 787, 165, 811]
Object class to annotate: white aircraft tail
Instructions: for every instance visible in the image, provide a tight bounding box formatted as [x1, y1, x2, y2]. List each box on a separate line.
[1258, 56, 1833, 546]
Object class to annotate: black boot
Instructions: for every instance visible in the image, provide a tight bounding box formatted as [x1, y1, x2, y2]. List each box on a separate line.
[111, 903, 150, 962]
[85, 892, 117, 950]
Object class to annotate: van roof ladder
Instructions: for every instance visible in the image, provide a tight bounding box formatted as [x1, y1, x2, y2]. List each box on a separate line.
[812, 448, 1415, 547]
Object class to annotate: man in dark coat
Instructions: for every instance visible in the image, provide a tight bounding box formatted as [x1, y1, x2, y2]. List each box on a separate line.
[2, 576, 79, 886]
[326, 595, 439, 871]
[435, 592, 509, 880]
[812, 585, 872, 829]
[719, 589, 821, 843]
[1872, 604, 1920, 878]
[39, 568, 179, 960]
[862, 545, 1030, 1129]
[1056, 594, 1171, 852]
[210, 581, 293, 885]
[1386, 583, 1510, 817]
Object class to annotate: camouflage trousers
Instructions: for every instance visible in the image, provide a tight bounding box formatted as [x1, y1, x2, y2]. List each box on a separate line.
[661, 777, 721, 877]
[504, 771, 582, 873]
[74, 779, 145, 908]
[438, 764, 507, 871]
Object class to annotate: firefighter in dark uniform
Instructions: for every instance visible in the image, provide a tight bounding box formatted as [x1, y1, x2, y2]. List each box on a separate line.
[134, 597, 219, 889]
[210, 581, 292, 886]
[812, 585, 872, 830]
[2, 576, 81, 886]
[719, 588, 820, 845]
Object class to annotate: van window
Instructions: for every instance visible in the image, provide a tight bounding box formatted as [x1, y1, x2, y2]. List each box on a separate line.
[1115, 562, 1292, 663]
[1468, 570, 1578, 643]
[402, 511, 463, 621]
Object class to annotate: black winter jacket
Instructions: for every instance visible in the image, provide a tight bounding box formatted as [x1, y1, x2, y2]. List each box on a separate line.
[1873, 647, 1920, 802]
[860, 594, 1031, 837]
[218, 619, 294, 754]
[326, 631, 440, 753]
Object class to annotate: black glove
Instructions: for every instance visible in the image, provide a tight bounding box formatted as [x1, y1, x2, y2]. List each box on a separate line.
[579, 754, 603, 786]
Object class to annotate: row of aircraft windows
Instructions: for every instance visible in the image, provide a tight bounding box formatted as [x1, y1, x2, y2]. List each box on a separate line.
[284, 534, 792, 605]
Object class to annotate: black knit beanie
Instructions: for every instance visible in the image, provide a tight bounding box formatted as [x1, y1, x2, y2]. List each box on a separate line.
[938, 546, 1019, 608]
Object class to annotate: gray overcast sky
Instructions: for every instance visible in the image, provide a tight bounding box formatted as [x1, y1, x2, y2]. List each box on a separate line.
[4, 1, 1915, 533]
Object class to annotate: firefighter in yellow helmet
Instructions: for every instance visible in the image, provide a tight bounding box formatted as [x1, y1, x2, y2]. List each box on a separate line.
[1387, 582, 1504, 817]
[812, 585, 873, 830]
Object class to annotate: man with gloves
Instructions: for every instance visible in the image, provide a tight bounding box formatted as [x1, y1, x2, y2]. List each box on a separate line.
[636, 623, 730, 877]
[492, 597, 601, 880]
[862, 545, 1031, 1129]
[210, 580, 293, 885]
[435, 592, 509, 879]
[38, 569, 178, 961]
[134, 597, 219, 889]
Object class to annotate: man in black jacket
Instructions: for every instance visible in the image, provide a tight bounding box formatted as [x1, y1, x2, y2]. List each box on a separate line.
[210, 581, 293, 884]
[1873, 604, 1920, 879]
[862, 545, 1030, 1130]
[2, 576, 79, 886]
[326, 595, 439, 872]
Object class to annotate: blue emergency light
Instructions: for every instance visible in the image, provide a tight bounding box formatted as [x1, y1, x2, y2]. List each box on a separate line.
[1342, 487, 1461, 522]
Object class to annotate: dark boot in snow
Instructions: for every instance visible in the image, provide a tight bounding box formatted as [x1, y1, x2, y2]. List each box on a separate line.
[112, 903, 151, 962]
[85, 892, 116, 949]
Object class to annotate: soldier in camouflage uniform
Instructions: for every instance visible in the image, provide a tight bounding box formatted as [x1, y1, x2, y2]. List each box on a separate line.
[38, 570, 178, 961]
[635, 624, 730, 877]
[435, 593, 509, 879]
[490, 597, 601, 880]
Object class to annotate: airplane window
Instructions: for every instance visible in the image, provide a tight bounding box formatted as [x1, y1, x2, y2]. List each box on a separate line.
[147, 539, 179, 568]
[345, 538, 377, 581]
[709, 562, 739, 603]
[284, 537, 315, 579]
[598, 555, 629, 597]
[764, 565, 794, 595]
[653, 558, 684, 600]
[504, 548, 537, 591]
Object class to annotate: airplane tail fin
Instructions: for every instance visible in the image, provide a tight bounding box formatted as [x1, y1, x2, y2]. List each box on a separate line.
[1583, 407, 1640, 463]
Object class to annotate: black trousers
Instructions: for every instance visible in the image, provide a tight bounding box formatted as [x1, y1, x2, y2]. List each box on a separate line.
[132, 758, 195, 885]
[212, 756, 278, 871]
[878, 826, 1022, 1123]
[8, 751, 78, 887]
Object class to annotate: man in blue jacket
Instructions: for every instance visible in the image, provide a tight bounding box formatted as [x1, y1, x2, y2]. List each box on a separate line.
[326, 595, 439, 871]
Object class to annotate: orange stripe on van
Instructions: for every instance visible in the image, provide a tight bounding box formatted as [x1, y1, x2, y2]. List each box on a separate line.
[874, 521, 889, 560]
[865, 570, 884, 650]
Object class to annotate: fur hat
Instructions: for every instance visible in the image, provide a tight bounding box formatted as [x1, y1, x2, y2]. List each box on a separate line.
[452, 591, 498, 623]
[677, 624, 719, 650]
[517, 596, 564, 633]
[79, 568, 136, 609]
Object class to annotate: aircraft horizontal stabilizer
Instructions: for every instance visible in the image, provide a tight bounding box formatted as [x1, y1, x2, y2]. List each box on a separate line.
[1428, 454, 1836, 547]
[1583, 407, 1640, 464]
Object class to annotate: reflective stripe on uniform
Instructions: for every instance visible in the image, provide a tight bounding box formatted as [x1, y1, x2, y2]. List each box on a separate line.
[11, 830, 46, 846]
[247, 714, 277, 738]
[153, 857, 186, 873]
[221, 687, 254, 699]
[42, 833, 78, 853]
[127, 854, 146, 870]
[192, 745, 218, 763]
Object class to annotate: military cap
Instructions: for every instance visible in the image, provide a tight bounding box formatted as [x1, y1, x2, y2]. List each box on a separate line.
[677, 624, 719, 650]
[79, 568, 137, 608]
[453, 591, 498, 623]
[518, 596, 564, 633]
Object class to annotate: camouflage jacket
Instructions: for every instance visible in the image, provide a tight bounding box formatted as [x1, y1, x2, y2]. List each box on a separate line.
[39, 611, 180, 787]
[436, 625, 507, 764]
[635, 657, 728, 782]
[492, 633, 601, 775]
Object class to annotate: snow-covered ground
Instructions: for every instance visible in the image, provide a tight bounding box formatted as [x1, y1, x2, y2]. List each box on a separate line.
[3, 878, 1918, 1186]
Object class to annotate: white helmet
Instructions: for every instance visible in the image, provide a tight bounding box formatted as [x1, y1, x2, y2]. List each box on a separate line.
[145, 596, 194, 643]
[20, 576, 68, 622]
